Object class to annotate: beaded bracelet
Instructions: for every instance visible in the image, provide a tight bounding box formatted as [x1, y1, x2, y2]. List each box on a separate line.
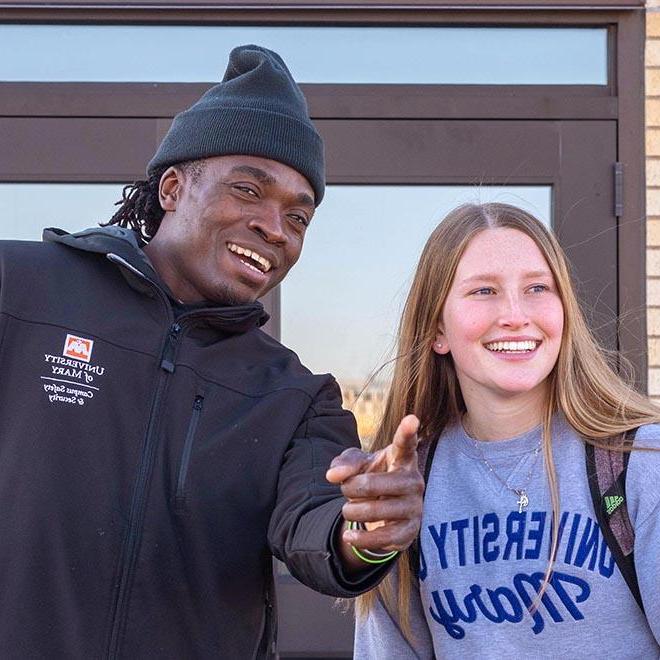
[347, 521, 399, 565]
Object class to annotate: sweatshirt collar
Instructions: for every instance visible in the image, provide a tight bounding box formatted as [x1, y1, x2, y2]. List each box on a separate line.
[449, 412, 569, 461]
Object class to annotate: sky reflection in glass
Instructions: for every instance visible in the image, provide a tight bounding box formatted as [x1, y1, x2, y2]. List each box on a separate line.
[281, 185, 551, 384]
[0, 25, 607, 84]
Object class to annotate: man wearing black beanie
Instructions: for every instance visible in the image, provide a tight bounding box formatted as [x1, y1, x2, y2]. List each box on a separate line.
[0, 45, 423, 658]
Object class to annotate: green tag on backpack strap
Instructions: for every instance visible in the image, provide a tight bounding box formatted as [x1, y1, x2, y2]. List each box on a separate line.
[604, 494, 625, 516]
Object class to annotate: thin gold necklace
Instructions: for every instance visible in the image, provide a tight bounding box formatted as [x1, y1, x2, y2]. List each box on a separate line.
[463, 416, 542, 513]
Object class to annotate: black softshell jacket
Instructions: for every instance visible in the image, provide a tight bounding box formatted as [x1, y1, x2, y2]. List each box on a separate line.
[0, 227, 380, 659]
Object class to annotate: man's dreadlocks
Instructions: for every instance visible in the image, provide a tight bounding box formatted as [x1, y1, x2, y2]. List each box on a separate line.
[103, 160, 203, 242]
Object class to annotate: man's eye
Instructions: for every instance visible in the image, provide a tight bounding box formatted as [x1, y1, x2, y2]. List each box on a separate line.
[234, 185, 258, 197]
[288, 214, 310, 228]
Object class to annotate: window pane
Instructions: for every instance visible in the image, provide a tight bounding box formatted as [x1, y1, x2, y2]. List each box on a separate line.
[0, 184, 124, 240]
[0, 25, 607, 85]
[281, 186, 551, 440]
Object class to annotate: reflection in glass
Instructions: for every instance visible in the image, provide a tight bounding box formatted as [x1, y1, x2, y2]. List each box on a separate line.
[281, 186, 551, 440]
[1, 184, 552, 441]
[0, 25, 607, 85]
[0, 184, 124, 241]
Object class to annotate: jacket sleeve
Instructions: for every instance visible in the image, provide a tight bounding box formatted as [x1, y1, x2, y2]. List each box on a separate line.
[353, 561, 434, 659]
[267, 378, 392, 597]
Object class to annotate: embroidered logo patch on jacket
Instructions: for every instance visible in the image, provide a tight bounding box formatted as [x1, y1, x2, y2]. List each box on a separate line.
[63, 334, 94, 363]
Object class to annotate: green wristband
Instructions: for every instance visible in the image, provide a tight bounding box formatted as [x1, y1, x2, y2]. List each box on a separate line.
[347, 521, 399, 565]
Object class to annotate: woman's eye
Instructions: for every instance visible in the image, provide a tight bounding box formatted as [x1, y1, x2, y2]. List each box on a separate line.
[528, 284, 549, 294]
[472, 287, 495, 296]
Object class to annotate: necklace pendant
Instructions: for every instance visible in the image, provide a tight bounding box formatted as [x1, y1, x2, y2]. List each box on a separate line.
[515, 489, 529, 513]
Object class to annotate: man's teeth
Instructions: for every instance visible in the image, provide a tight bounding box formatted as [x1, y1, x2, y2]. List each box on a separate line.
[227, 243, 271, 272]
[241, 260, 263, 274]
[484, 340, 538, 352]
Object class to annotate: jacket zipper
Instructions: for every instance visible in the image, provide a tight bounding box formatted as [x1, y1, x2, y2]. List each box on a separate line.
[160, 323, 181, 373]
[254, 584, 276, 659]
[265, 586, 276, 659]
[175, 394, 205, 510]
[106, 321, 182, 659]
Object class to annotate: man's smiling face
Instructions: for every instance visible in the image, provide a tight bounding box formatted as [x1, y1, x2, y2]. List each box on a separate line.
[147, 155, 316, 305]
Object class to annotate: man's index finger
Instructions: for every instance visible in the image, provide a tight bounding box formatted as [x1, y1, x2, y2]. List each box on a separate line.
[388, 414, 420, 467]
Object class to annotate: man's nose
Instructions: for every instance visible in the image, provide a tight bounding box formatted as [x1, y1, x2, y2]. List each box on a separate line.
[247, 204, 287, 243]
[498, 293, 530, 328]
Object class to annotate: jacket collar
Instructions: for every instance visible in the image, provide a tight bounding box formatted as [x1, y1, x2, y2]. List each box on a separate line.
[43, 226, 269, 333]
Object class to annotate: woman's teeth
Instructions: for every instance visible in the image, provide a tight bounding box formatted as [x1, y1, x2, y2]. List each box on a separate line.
[484, 340, 538, 353]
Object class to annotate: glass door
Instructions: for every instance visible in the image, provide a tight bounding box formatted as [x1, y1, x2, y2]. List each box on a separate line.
[275, 118, 617, 659]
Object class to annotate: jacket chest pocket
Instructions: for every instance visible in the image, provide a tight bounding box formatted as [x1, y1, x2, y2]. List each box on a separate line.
[174, 393, 205, 512]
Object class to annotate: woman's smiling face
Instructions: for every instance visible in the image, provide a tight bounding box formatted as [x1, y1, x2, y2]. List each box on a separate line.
[433, 227, 564, 404]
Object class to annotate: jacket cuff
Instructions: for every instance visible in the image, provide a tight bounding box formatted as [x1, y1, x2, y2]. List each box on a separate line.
[328, 509, 393, 594]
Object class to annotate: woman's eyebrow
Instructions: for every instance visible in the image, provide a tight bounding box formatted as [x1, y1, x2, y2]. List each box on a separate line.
[459, 270, 553, 285]
[524, 270, 554, 279]
[458, 273, 500, 285]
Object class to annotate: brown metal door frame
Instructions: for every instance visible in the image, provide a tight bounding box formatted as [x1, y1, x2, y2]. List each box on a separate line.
[275, 117, 617, 658]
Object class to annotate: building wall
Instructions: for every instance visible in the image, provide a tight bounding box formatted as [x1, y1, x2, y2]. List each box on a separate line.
[649, 9, 660, 398]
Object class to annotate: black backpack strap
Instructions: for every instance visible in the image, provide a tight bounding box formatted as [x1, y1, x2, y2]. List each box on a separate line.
[585, 429, 644, 614]
[409, 434, 439, 577]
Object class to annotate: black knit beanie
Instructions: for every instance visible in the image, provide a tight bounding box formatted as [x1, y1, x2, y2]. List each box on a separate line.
[147, 44, 325, 205]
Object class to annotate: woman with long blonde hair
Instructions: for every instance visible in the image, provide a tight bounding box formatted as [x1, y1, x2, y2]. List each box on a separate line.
[354, 203, 660, 657]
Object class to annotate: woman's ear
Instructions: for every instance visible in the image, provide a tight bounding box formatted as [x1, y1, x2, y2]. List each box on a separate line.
[432, 328, 450, 355]
[158, 166, 181, 212]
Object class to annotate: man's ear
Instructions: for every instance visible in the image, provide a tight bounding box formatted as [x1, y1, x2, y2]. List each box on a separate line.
[158, 166, 181, 212]
[432, 326, 450, 355]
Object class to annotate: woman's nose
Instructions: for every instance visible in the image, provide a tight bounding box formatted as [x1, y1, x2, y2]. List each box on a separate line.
[497, 294, 530, 328]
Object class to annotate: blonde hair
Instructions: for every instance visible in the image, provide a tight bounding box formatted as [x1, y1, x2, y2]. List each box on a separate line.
[357, 202, 660, 631]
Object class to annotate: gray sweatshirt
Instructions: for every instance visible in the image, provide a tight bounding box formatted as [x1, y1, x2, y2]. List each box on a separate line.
[355, 416, 660, 659]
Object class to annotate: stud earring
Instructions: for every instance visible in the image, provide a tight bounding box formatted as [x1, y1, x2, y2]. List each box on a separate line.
[435, 342, 443, 349]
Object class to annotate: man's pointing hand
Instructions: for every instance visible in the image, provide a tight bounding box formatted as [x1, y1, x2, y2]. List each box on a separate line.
[326, 415, 425, 571]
